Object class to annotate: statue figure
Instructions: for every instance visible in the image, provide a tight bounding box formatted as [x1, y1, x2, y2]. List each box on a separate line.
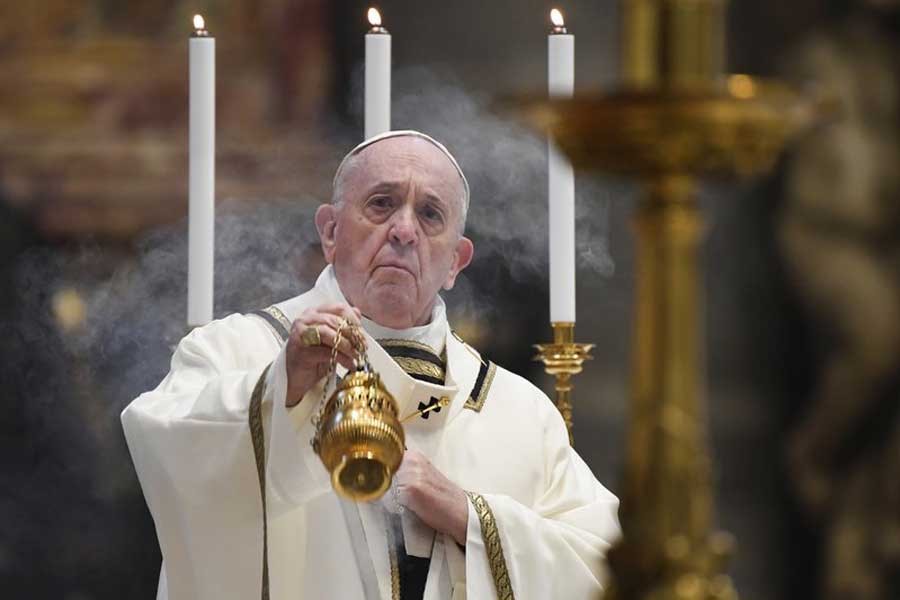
[780, 2, 900, 598]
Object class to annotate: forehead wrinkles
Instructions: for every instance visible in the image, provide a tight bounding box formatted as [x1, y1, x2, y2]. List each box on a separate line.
[349, 143, 463, 203]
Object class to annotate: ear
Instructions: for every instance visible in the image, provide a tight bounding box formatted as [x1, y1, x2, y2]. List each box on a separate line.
[442, 237, 474, 290]
[315, 204, 339, 263]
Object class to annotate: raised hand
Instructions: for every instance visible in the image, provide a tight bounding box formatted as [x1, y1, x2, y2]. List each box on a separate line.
[284, 303, 365, 407]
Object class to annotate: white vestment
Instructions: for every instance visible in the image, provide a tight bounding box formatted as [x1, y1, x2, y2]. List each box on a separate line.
[122, 266, 620, 600]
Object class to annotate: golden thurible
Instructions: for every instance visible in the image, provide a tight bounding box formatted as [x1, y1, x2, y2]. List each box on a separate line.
[311, 322, 405, 502]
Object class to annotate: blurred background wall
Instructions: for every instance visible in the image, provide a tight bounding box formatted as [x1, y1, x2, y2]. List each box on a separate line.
[1, 1, 898, 599]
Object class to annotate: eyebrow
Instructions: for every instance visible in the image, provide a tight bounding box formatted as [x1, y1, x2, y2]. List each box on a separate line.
[364, 181, 400, 196]
[363, 181, 451, 209]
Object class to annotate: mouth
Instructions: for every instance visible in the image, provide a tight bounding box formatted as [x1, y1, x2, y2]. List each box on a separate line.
[374, 263, 416, 277]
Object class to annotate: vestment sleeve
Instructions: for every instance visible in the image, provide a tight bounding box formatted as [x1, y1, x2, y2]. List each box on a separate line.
[120, 314, 329, 599]
[463, 392, 621, 600]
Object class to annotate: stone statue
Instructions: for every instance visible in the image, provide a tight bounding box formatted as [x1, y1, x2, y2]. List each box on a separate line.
[780, 3, 900, 598]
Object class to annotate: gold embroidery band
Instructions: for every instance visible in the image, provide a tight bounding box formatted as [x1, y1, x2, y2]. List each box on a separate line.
[379, 339, 447, 385]
[393, 356, 445, 382]
[464, 361, 497, 412]
[378, 338, 440, 355]
[466, 492, 515, 600]
[385, 517, 401, 600]
[251, 306, 293, 343]
[248, 365, 272, 600]
[263, 305, 293, 333]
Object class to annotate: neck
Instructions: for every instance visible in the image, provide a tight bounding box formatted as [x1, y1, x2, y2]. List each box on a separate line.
[364, 300, 435, 329]
[362, 308, 447, 356]
[330, 267, 435, 329]
[320, 265, 446, 353]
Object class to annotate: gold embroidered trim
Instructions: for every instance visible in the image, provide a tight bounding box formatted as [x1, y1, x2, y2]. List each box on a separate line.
[385, 518, 401, 600]
[393, 356, 446, 381]
[249, 365, 272, 600]
[464, 362, 497, 412]
[378, 338, 441, 356]
[262, 305, 293, 333]
[466, 492, 514, 600]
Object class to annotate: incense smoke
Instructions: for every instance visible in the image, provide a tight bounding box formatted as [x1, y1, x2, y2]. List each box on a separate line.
[1, 67, 618, 594]
[390, 67, 615, 281]
[5, 68, 620, 502]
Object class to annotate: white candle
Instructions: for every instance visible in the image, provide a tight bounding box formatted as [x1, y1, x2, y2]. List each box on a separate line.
[365, 8, 391, 139]
[548, 8, 575, 323]
[188, 14, 215, 327]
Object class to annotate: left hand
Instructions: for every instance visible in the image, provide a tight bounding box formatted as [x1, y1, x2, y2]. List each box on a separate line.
[392, 450, 469, 546]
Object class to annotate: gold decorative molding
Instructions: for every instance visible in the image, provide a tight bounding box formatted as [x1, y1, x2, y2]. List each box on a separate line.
[511, 1, 820, 598]
[533, 322, 594, 444]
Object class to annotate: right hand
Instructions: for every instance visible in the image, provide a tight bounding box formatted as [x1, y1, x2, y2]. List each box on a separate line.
[284, 303, 365, 407]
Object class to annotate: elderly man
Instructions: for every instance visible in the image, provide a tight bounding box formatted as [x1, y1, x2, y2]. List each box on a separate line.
[122, 130, 620, 600]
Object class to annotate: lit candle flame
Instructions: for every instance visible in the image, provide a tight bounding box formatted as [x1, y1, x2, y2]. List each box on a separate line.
[550, 8, 565, 28]
[193, 14, 205, 30]
[367, 7, 382, 27]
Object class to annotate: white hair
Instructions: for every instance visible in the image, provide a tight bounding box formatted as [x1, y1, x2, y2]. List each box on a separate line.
[331, 130, 469, 233]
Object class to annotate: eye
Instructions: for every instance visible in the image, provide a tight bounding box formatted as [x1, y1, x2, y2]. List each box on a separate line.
[362, 194, 395, 223]
[367, 195, 393, 210]
[419, 204, 444, 223]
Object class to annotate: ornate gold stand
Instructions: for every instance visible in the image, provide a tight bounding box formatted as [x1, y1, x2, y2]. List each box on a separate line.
[533, 322, 594, 444]
[514, 1, 819, 598]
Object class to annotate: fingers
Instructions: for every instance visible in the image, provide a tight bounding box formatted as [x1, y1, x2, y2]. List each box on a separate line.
[393, 450, 427, 496]
[293, 346, 352, 368]
[293, 308, 365, 358]
[400, 449, 425, 466]
[391, 451, 470, 546]
[283, 303, 367, 404]
[320, 305, 366, 350]
[312, 318, 358, 359]
[318, 303, 363, 327]
[301, 305, 365, 345]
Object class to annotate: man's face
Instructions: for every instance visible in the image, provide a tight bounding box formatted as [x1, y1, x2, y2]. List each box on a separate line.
[315, 137, 474, 328]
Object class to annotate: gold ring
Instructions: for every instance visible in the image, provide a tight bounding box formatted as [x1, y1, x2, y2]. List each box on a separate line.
[300, 325, 322, 347]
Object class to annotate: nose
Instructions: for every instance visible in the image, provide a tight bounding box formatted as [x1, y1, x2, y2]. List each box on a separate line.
[388, 205, 418, 246]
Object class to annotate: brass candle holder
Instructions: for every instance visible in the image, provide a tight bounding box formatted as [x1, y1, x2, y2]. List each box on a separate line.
[533, 322, 594, 445]
[511, 1, 821, 598]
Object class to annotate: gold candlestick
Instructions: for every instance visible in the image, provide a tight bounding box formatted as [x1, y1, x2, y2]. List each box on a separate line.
[512, 1, 821, 598]
[533, 322, 594, 445]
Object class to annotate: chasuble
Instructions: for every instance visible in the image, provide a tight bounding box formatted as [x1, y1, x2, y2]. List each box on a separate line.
[122, 266, 620, 599]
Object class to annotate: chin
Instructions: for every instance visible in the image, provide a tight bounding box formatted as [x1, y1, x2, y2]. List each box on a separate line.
[365, 285, 418, 328]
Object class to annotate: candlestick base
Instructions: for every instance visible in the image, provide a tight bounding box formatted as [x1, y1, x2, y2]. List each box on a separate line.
[533, 322, 594, 444]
